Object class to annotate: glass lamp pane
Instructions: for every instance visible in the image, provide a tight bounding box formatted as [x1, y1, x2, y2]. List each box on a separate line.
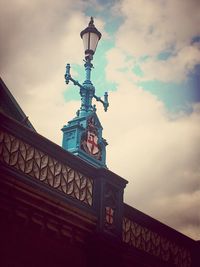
[82, 32, 89, 51]
[89, 32, 99, 53]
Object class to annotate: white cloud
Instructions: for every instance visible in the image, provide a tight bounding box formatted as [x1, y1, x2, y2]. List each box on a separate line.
[115, 0, 200, 57]
[141, 44, 200, 82]
[0, 1, 86, 84]
[110, 0, 200, 82]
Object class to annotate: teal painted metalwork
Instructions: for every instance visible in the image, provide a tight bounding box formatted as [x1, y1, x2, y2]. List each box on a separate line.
[62, 18, 108, 168]
[64, 59, 109, 115]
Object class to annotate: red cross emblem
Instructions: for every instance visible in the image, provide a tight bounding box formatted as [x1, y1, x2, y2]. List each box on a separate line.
[86, 131, 99, 155]
[105, 207, 114, 225]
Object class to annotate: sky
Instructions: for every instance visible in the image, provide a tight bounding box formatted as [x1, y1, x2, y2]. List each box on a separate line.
[0, 0, 200, 240]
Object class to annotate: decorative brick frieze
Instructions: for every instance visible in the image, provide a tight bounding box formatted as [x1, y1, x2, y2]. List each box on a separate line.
[0, 129, 93, 206]
[122, 217, 192, 267]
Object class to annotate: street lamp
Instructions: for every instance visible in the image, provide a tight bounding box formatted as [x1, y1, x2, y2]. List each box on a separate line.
[63, 17, 108, 167]
[64, 17, 109, 114]
[80, 17, 102, 61]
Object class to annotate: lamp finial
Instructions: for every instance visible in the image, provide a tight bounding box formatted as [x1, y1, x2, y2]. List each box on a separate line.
[89, 17, 94, 27]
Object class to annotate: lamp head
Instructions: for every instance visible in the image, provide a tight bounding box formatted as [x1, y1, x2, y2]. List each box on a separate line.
[80, 17, 102, 60]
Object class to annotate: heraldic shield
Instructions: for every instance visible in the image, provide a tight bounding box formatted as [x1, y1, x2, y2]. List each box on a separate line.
[81, 115, 102, 160]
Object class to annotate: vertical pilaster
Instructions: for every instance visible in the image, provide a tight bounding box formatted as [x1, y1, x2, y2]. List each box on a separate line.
[94, 168, 128, 237]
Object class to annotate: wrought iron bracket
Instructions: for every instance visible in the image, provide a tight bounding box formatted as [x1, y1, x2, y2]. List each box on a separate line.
[65, 64, 83, 89]
[65, 63, 109, 112]
[94, 92, 109, 112]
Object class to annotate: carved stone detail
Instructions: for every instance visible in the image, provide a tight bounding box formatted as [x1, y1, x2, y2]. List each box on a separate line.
[0, 130, 93, 206]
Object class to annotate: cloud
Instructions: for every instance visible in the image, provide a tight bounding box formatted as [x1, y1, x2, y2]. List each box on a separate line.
[150, 191, 200, 239]
[141, 44, 200, 82]
[105, 47, 139, 84]
[114, 0, 200, 57]
[0, 0, 86, 87]
[110, 0, 200, 82]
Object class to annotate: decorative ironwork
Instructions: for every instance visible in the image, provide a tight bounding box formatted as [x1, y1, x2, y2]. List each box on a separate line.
[0, 130, 93, 206]
[122, 217, 192, 267]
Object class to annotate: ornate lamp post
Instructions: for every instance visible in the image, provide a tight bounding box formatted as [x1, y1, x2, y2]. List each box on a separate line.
[62, 17, 108, 168]
[65, 17, 109, 116]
